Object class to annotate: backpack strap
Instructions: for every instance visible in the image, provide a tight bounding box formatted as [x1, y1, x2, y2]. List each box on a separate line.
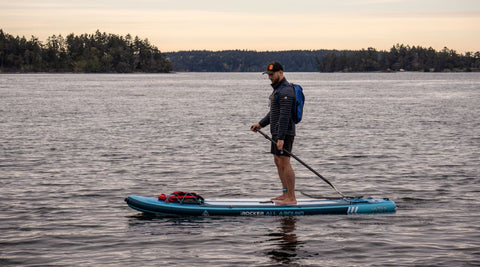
[275, 82, 294, 100]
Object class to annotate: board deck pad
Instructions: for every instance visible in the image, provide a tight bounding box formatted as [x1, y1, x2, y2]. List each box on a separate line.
[125, 195, 396, 216]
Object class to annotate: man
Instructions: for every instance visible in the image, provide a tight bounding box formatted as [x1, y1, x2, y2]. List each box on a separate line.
[251, 62, 297, 205]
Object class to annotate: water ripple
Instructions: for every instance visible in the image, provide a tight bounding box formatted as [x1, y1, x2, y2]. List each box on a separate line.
[1, 73, 479, 266]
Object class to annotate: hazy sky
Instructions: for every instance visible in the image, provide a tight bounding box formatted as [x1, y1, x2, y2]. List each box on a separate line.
[1, 0, 479, 52]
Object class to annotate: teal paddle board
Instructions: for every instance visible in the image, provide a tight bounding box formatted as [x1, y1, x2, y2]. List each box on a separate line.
[125, 195, 396, 216]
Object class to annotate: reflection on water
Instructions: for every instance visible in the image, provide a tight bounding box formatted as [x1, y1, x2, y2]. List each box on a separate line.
[267, 217, 299, 264]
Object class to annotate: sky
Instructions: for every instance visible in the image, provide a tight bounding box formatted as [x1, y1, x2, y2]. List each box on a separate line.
[1, 0, 479, 53]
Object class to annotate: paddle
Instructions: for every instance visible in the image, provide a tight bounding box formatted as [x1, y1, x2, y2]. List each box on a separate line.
[255, 129, 347, 198]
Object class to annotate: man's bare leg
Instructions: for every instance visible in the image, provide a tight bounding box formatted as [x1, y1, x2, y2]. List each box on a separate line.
[271, 155, 287, 200]
[272, 155, 296, 204]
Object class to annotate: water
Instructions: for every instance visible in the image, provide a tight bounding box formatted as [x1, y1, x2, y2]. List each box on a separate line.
[1, 72, 479, 266]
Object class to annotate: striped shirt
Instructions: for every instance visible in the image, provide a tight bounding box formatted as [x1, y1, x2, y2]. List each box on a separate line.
[259, 78, 296, 139]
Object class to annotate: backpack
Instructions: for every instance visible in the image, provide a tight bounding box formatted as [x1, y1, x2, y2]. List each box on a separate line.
[158, 191, 205, 204]
[277, 83, 305, 124]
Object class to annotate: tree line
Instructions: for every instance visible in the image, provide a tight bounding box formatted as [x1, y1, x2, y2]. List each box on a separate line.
[164, 50, 330, 72]
[318, 45, 480, 72]
[2, 29, 479, 73]
[167, 46, 480, 72]
[0, 29, 172, 73]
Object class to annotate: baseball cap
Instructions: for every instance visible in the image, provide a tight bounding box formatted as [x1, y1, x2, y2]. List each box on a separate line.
[263, 61, 284, 75]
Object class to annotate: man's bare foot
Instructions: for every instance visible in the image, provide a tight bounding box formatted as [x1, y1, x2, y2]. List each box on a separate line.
[276, 198, 297, 205]
[271, 194, 286, 201]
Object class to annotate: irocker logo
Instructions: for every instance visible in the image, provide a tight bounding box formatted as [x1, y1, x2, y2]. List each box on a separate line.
[241, 210, 305, 216]
[241, 211, 265, 216]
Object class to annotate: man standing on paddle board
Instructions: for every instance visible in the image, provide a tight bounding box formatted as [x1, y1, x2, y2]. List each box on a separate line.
[251, 62, 297, 205]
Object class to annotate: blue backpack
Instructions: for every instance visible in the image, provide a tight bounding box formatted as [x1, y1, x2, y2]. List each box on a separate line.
[277, 83, 305, 124]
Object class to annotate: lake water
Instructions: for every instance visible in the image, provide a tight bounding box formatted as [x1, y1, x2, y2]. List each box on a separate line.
[1, 72, 479, 266]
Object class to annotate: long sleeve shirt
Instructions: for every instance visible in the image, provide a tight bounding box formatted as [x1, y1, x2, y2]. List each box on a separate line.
[259, 78, 296, 139]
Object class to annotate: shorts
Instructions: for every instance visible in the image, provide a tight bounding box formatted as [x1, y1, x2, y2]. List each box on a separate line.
[271, 135, 295, 157]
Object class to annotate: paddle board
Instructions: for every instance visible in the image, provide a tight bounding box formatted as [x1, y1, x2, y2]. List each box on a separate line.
[125, 195, 396, 216]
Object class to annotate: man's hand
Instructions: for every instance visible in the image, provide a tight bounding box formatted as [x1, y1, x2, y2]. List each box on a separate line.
[277, 139, 284, 150]
[250, 123, 261, 132]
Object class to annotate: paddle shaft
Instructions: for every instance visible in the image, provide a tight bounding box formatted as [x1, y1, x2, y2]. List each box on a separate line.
[256, 129, 346, 198]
